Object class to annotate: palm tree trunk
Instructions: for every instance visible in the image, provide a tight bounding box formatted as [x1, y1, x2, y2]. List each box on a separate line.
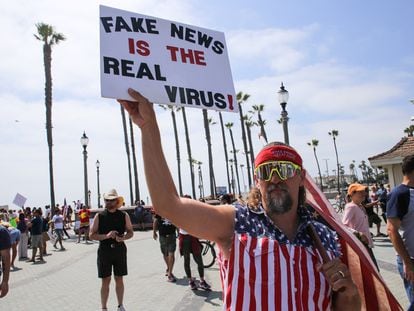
[238, 105, 252, 188]
[246, 124, 255, 182]
[171, 109, 183, 196]
[202, 109, 216, 197]
[229, 129, 241, 195]
[44, 44, 56, 211]
[258, 113, 268, 143]
[120, 106, 134, 204]
[182, 108, 196, 198]
[219, 112, 231, 193]
[129, 118, 140, 203]
[333, 138, 340, 194]
[313, 148, 324, 191]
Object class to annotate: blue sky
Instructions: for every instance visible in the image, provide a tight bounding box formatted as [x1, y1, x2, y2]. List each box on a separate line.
[0, 0, 413, 208]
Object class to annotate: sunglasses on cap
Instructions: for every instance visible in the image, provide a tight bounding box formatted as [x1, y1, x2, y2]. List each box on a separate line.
[255, 161, 302, 182]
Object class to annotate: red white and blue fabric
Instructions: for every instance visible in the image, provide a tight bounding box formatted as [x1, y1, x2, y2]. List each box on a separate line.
[304, 172, 402, 311]
[217, 173, 402, 310]
[218, 203, 339, 310]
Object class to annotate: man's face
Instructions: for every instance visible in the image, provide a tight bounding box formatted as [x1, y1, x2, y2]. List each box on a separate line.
[104, 198, 119, 211]
[257, 169, 304, 216]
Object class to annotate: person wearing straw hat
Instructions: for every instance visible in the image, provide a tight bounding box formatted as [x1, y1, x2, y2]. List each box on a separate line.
[119, 89, 360, 310]
[90, 189, 134, 311]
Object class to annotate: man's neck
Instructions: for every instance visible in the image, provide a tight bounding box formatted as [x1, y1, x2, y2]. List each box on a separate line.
[402, 175, 414, 187]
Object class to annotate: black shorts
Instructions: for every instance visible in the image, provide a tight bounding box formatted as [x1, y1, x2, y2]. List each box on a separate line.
[368, 213, 382, 227]
[97, 243, 127, 278]
[159, 234, 176, 255]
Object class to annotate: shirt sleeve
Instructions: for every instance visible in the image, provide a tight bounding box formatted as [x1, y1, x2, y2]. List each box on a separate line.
[387, 186, 409, 220]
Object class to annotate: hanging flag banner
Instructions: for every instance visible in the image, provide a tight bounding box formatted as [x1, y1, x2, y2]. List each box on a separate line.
[99, 5, 237, 113]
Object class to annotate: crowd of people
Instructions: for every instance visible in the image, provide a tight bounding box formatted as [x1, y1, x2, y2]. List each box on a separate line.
[0, 87, 412, 310]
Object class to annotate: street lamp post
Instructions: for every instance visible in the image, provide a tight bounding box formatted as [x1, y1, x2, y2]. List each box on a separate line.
[96, 160, 101, 208]
[80, 131, 89, 207]
[278, 82, 290, 145]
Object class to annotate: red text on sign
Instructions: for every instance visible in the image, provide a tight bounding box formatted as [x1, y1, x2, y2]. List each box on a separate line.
[128, 38, 150, 56]
[165, 46, 206, 66]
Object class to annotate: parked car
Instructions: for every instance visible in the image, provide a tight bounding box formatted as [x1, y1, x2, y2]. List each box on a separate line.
[73, 205, 154, 234]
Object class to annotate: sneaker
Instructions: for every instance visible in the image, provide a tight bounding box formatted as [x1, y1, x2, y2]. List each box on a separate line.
[189, 279, 197, 290]
[117, 305, 126, 311]
[53, 244, 58, 249]
[376, 233, 387, 237]
[199, 280, 211, 290]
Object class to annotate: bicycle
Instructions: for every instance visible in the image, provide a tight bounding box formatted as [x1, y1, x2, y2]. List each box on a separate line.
[200, 240, 216, 268]
[332, 193, 347, 213]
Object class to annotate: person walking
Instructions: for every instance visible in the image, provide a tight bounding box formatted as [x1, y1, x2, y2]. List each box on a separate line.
[51, 209, 65, 250]
[90, 189, 134, 311]
[77, 205, 90, 243]
[387, 155, 414, 309]
[342, 183, 379, 271]
[119, 89, 360, 309]
[17, 212, 29, 259]
[153, 214, 178, 282]
[27, 208, 44, 263]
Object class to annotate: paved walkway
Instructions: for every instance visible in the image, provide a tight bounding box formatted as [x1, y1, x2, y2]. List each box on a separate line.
[1, 221, 409, 310]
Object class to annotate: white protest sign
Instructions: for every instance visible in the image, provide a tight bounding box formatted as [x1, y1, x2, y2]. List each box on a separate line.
[13, 193, 27, 208]
[99, 5, 237, 113]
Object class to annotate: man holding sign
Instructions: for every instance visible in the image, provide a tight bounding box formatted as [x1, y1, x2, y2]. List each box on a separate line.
[119, 88, 361, 310]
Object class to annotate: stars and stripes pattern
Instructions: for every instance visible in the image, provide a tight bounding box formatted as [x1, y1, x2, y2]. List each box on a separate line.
[304, 172, 402, 311]
[218, 202, 340, 310]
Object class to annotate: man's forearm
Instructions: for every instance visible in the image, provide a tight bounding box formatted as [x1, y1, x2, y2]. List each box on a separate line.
[333, 287, 361, 311]
[388, 229, 412, 264]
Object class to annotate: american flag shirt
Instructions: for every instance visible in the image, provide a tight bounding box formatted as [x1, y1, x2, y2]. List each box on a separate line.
[218, 203, 340, 311]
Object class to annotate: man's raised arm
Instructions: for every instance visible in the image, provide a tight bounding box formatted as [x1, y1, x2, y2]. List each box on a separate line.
[118, 88, 234, 247]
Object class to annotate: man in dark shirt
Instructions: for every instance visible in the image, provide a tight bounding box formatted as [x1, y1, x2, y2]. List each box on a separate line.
[27, 208, 44, 262]
[0, 225, 11, 298]
[90, 189, 133, 311]
[153, 214, 178, 282]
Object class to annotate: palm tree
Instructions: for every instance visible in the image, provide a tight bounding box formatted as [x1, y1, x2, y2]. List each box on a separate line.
[404, 125, 414, 137]
[128, 118, 140, 203]
[245, 115, 256, 180]
[359, 160, 368, 184]
[35, 23, 65, 212]
[328, 130, 341, 195]
[225, 122, 241, 195]
[202, 109, 216, 197]
[120, 106, 134, 204]
[218, 112, 231, 193]
[307, 139, 324, 191]
[237, 92, 252, 188]
[182, 108, 196, 198]
[252, 104, 268, 143]
[349, 162, 357, 182]
[160, 105, 183, 196]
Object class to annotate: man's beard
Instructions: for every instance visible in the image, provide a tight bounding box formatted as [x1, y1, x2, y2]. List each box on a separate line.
[265, 183, 293, 215]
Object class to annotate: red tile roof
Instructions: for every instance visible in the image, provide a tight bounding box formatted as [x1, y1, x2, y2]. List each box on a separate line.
[368, 136, 414, 161]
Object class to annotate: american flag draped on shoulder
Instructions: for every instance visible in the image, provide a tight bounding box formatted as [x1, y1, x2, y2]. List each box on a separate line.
[304, 172, 402, 311]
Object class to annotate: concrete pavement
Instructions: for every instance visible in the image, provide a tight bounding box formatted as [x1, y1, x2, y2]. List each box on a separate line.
[1, 221, 409, 310]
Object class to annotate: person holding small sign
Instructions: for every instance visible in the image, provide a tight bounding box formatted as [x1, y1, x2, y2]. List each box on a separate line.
[118, 88, 360, 310]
